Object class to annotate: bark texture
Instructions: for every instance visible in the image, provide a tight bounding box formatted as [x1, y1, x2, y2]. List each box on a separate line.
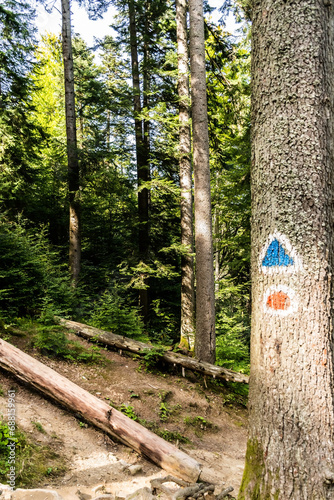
[189, 0, 215, 363]
[240, 1, 334, 499]
[128, 0, 149, 324]
[61, 0, 81, 285]
[176, 0, 195, 351]
[0, 339, 201, 482]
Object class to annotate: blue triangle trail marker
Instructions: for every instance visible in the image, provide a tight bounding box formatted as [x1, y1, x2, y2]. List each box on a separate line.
[262, 239, 294, 268]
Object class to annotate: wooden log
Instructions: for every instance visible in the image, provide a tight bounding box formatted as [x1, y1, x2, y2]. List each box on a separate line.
[0, 339, 201, 483]
[56, 318, 249, 384]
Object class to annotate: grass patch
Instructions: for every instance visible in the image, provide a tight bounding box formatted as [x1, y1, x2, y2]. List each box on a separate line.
[184, 416, 218, 437]
[157, 429, 190, 444]
[0, 317, 106, 365]
[33, 326, 104, 364]
[110, 403, 189, 444]
[139, 347, 166, 372]
[0, 418, 67, 488]
[32, 421, 46, 434]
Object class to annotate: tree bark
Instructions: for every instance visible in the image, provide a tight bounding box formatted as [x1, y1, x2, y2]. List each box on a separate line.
[176, 0, 195, 352]
[189, 0, 215, 363]
[56, 317, 249, 384]
[0, 338, 201, 482]
[240, 1, 334, 498]
[61, 0, 81, 286]
[128, 0, 150, 325]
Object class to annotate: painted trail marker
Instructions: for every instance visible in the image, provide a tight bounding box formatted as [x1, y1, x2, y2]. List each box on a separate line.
[263, 285, 298, 316]
[259, 231, 302, 274]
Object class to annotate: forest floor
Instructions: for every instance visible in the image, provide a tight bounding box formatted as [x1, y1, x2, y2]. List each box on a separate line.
[0, 329, 247, 500]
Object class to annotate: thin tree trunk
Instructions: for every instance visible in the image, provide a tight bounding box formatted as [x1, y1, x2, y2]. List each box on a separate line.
[61, 0, 81, 285]
[128, 0, 149, 324]
[189, 0, 215, 363]
[176, 0, 195, 352]
[214, 205, 219, 296]
[240, 1, 334, 498]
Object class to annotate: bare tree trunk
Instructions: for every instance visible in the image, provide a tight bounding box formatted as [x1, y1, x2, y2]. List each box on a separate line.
[189, 0, 215, 363]
[240, 1, 334, 498]
[213, 205, 219, 296]
[128, 0, 149, 324]
[176, 0, 195, 352]
[61, 0, 81, 286]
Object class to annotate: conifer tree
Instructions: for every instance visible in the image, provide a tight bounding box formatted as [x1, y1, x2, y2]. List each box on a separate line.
[61, 0, 81, 285]
[128, 0, 150, 324]
[241, 1, 334, 498]
[189, 0, 215, 363]
[0, 0, 42, 218]
[176, 0, 195, 351]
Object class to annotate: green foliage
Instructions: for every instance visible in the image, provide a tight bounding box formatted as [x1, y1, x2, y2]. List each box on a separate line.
[0, 0, 253, 369]
[0, 216, 76, 318]
[118, 404, 138, 421]
[0, 419, 67, 488]
[159, 402, 171, 422]
[89, 289, 144, 338]
[32, 421, 46, 434]
[0, 420, 12, 475]
[32, 325, 103, 364]
[157, 429, 189, 444]
[139, 347, 166, 371]
[158, 402, 182, 422]
[205, 25, 251, 374]
[215, 280, 250, 374]
[184, 416, 217, 435]
[158, 390, 172, 402]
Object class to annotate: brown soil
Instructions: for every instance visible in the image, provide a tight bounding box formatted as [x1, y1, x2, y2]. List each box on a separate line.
[0, 331, 247, 500]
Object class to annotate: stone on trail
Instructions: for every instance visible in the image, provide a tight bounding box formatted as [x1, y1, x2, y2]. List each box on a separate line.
[94, 496, 115, 500]
[125, 487, 155, 500]
[128, 465, 142, 476]
[11, 489, 64, 500]
[0, 483, 12, 500]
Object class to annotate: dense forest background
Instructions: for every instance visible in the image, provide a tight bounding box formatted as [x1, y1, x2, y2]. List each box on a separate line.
[0, 0, 250, 373]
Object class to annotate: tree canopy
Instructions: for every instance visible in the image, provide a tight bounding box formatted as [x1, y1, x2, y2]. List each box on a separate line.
[0, 0, 251, 372]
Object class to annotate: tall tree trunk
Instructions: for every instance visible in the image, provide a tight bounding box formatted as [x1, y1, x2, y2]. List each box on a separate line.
[143, 0, 151, 217]
[176, 0, 195, 352]
[240, 1, 334, 498]
[128, 0, 149, 324]
[61, 0, 81, 285]
[189, 0, 215, 363]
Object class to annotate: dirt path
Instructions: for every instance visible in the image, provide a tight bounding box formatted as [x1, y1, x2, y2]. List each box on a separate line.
[0, 333, 247, 499]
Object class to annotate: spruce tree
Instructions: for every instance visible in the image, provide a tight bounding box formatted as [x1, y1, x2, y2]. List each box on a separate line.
[189, 0, 215, 363]
[241, 1, 334, 498]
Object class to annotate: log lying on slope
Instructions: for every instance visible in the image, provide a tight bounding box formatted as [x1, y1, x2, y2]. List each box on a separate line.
[56, 318, 249, 384]
[0, 338, 201, 483]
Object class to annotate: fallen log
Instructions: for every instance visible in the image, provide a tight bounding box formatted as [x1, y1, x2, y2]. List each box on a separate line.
[56, 318, 249, 384]
[0, 338, 201, 483]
